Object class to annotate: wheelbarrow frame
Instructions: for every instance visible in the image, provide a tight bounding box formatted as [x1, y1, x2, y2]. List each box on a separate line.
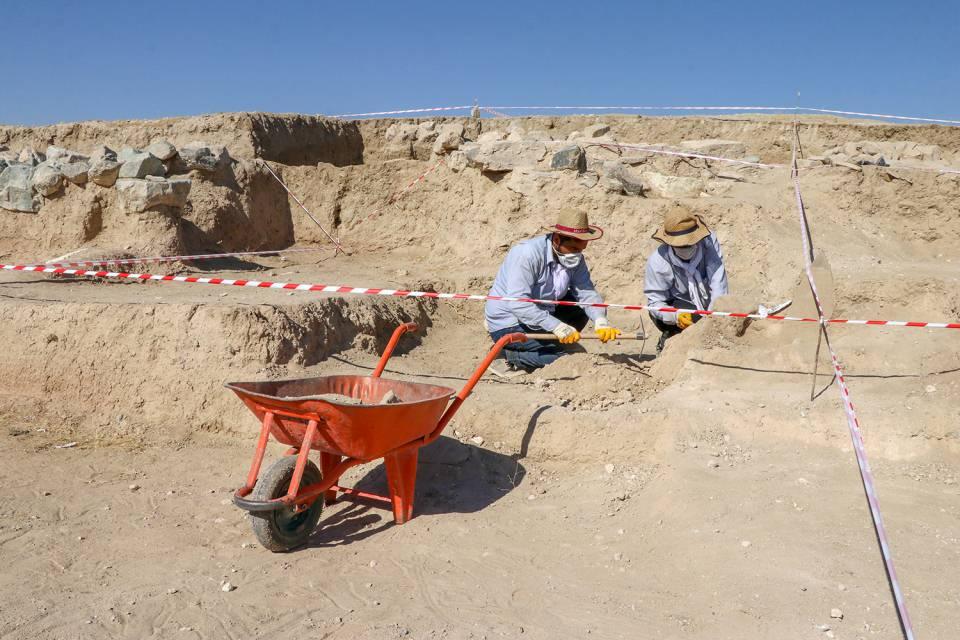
[230, 322, 527, 525]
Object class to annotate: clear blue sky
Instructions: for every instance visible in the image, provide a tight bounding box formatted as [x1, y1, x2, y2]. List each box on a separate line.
[2, 1, 957, 125]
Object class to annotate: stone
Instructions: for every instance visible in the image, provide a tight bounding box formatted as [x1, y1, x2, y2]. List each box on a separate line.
[550, 144, 585, 171]
[477, 130, 507, 143]
[708, 460, 720, 469]
[18, 147, 45, 166]
[31, 162, 65, 197]
[415, 121, 438, 142]
[0, 164, 40, 212]
[46, 145, 88, 164]
[461, 141, 548, 172]
[146, 140, 177, 161]
[117, 147, 141, 163]
[221, 581, 236, 592]
[446, 150, 468, 172]
[385, 123, 418, 143]
[602, 161, 645, 195]
[129, 484, 140, 491]
[180, 142, 228, 172]
[830, 608, 843, 619]
[89, 158, 122, 187]
[504, 168, 559, 196]
[741, 540, 752, 548]
[577, 171, 599, 189]
[582, 123, 611, 138]
[679, 139, 747, 158]
[641, 172, 704, 198]
[89, 145, 118, 162]
[61, 160, 90, 185]
[470, 435, 485, 445]
[604, 463, 615, 474]
[119, 152, 165, 179]
[432, 123, 465, 154]
[116, 177, 192, 212]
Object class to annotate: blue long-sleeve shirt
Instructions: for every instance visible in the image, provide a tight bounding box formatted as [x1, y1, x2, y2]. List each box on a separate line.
[644, 232, 728, 325]
[485, 234, 606, 332]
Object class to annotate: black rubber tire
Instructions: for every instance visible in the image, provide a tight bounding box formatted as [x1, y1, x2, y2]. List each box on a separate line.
[249, 457, 324, 552]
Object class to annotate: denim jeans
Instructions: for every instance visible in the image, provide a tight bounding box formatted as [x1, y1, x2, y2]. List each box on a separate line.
[488, 301, 589, 370]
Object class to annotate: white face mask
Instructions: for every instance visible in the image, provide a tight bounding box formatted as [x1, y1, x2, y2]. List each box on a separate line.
[672, 245, 697, 261]
[555, 250, 583, 269]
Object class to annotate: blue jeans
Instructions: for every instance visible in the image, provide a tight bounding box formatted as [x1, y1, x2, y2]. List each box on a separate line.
[489, 303, 589, 370]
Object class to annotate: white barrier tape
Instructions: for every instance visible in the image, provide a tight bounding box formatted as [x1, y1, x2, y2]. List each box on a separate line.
[31, 247, 329, 269]
[804, 107, 960, 126]
[586, 141, 785, 169]
[791, 128, 915, 639]
[330, 105, 473, 118]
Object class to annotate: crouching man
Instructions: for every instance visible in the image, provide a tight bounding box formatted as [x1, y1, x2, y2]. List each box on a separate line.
[645, 203, 728, 353]
[485, 209, 621, 376]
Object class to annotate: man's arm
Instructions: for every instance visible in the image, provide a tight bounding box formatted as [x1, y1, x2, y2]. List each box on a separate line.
[570, 261, 606, 323]
[645, 250, 678, 324]
[502, 248, 561, 331]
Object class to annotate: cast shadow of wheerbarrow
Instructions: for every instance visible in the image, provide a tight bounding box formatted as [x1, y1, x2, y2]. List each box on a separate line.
[303, 436, 525, 549]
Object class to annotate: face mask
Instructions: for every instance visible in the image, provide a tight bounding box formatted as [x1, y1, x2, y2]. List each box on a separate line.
[672, 245, 696, 261]
[555, 250, 583, 269]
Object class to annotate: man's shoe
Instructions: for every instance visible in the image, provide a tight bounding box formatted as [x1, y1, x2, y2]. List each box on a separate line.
[488, 361, 527, 379]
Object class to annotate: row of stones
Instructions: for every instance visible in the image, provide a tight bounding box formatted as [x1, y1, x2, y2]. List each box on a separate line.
[0, 140, 230, 214]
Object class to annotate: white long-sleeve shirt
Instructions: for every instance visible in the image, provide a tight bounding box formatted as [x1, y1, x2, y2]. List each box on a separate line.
[644, 232, 728, 325]
[485, 234, 606, 332]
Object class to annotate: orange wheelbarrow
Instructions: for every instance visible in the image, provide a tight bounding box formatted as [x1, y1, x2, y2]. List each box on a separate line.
[227, 322, 526, 552]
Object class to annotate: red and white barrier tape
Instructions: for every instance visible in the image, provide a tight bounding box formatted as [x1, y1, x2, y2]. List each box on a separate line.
[791, 128, 915, 639]
[2, 262, 958, 330]
[388, 157, 445, 205]
[31, 247, 329, 270]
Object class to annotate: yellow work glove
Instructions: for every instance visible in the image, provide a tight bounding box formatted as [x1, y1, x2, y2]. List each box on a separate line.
[677, 313, 694, 330]
[552, 322, 581, 344]
[594, 317, 621, 343]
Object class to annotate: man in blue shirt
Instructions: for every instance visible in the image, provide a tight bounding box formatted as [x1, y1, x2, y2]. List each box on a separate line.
[485, 209, 621, 375]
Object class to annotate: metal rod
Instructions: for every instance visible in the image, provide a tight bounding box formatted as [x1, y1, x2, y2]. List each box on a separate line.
[259, 159, 345, 255]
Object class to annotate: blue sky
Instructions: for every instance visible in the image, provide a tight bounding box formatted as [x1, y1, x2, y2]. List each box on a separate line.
[1, 1, 957, 125]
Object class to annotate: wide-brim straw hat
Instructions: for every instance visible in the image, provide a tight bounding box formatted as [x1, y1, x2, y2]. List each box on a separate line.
[652, 203, 711, 247]
[543, 208, 604, 241]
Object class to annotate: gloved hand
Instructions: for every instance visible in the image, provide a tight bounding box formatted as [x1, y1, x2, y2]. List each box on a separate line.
[552, 322, 581, 344]
[677, 313, 694, 330]
[594, 317, 621, 343]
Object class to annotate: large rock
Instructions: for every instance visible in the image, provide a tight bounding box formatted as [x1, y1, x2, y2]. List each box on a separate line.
[32, 162, 65, 197]
[550, 144, 585, 171]
[62, 160, 91, 185]
[46, 145, 88, 163]
[90, 145, 118, 162]
[505, 168, 560, 197]
[461, 141, 547, 172]
[146, 140, 177, 161]
[116, 177, 192, 212]
[415, 121, 438, 143]
[432, 123, 465, 154]
[18, 147, 46, 166]
[641, 172, 705, 198]
[119, 152, 165, 179]
[117, 147, 141, 163]
[679, 139, 747, 158]
[601, 161, 645, 196]
[89, 158, 122, 186]
[179, 142, 229, 172]
[477, 130, 507, 143]
[0, 164, 39, 212]
[582, 123, 611, 138]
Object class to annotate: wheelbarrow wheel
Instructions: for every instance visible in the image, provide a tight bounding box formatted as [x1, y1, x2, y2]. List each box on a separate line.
[249, 457, 324, 552]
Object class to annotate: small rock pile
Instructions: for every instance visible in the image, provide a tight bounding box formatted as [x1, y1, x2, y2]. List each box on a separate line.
[801, 140, 944, 170]
[0, 139, 231, 214]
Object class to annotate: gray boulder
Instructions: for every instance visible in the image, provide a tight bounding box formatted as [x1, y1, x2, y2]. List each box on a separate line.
[119, 152, 165, 179]
[461, 141, 547, 172]
[18, 147, 46, 166]
[601, 161, 645, 195]
[0, 164, 39, 212]
[179, 142, 229, 172]
[89, 158, 122, 186]
[117, 147, 141, 163]
[146, 140, 177, 161]
[550, 144, 585, 171]
[62, 160, 91, 185]
[116, 177, 192, 212]
[46, 145, 88, 163]
[32, 162, 65, 197]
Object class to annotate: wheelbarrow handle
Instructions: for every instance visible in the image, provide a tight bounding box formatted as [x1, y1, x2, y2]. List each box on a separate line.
[523, 332, 645, 341]
[372, 322, 420, 378]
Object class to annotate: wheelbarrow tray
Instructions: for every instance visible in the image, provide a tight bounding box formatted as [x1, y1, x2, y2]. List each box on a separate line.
[226, 375, 456, 461]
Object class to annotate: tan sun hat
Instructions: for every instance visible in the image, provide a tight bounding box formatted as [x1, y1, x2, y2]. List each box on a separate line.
[652, 202, 711, 247]
[543, 208, 604, 241]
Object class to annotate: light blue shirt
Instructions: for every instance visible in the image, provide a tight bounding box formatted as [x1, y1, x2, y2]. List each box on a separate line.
[485, 234, 606, 332]
[644, 232, 728, 324]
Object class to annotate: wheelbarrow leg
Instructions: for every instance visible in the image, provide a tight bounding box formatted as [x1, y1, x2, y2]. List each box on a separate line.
[384, 448, 419, 524]
[320, 452, 342, 506]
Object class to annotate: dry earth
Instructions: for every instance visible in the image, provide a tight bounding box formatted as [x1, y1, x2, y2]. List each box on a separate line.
[1, 113, 959, 639]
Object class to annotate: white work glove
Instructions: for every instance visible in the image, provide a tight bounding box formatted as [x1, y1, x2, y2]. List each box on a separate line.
[551, 322, 581, 344]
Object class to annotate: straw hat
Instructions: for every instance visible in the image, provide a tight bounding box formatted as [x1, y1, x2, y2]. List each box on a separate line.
[543, 208, 604, 241]
[652, 203, 711, 247]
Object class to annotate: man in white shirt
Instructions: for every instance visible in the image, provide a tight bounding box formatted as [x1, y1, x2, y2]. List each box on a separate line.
[644, 203, 728, 353]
